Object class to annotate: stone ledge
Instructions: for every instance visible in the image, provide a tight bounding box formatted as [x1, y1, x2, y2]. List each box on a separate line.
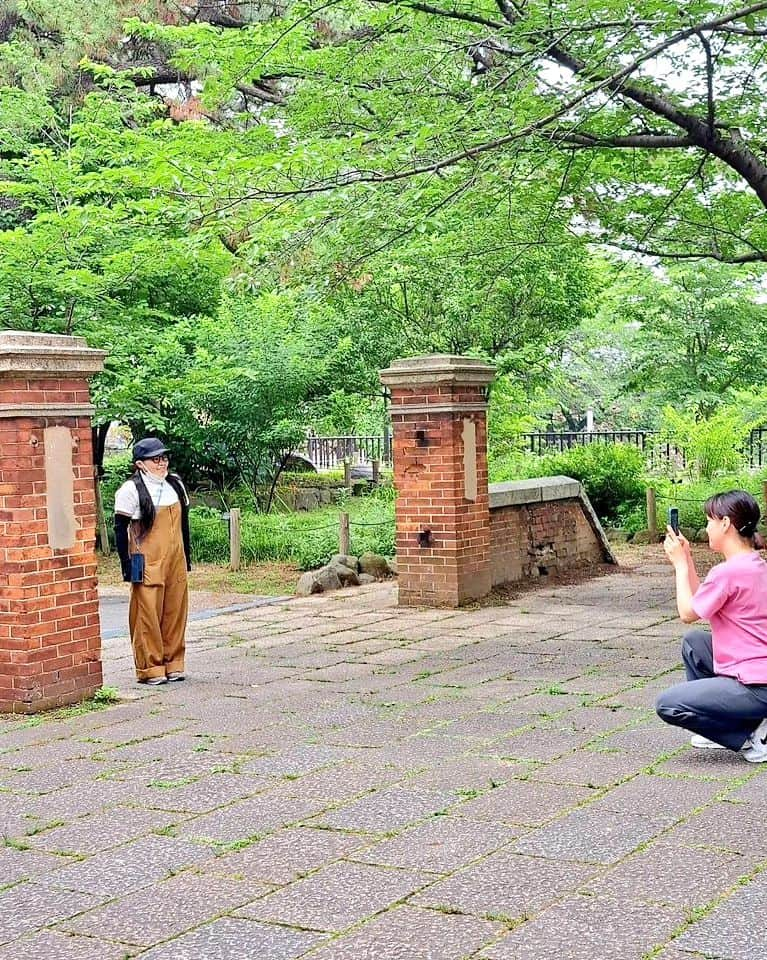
[380, 353, 495, 388]
[489, 475, 581, 509]
[0, 403, 96, 418]
[0, 331, 106, 378]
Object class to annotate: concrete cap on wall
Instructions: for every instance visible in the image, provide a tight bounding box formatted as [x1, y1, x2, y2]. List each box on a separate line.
[380, 354, 496, 388]
[489, 475, 581, 509]
[0, 331, 106, 378]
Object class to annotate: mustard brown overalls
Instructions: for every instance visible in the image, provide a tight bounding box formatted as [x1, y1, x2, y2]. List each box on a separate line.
[128, 501, 189, 681]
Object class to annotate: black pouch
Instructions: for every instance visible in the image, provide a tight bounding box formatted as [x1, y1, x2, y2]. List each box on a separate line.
[130, 553, 145, 584]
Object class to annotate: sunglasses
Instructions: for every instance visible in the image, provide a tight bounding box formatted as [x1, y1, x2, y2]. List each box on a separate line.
[147, 454, 169, 463]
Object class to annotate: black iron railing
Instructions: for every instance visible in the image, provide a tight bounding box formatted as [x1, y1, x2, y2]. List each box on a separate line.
[305, 428, 767, 471]
[306, 434, 393, 471]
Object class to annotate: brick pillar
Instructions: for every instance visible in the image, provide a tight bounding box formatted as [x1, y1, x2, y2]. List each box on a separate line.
[0, 332, 106, 713]
[380, 354, 495, 607]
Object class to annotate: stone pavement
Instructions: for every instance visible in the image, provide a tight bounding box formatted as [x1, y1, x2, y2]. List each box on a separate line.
[2, 556, 766, 960]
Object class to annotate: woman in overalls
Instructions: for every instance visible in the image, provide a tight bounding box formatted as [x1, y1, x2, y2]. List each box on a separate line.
[114, 438, 191, 685]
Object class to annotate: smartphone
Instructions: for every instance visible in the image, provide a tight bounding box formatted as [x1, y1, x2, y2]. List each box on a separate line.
[130, 552, 146, 584]
[667, 507, 680, 535]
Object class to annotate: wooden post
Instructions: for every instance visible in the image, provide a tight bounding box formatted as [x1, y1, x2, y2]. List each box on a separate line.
[229, 507, 241, 571]
[343, 458, 352, 494]
[94, 470, 110, 556]
[339, 511, 350, 555]
[646, 487, 657, 536]
[372, 458, 380, 485]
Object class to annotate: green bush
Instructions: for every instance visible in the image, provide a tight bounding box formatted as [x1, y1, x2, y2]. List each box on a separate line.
[491, 442, 646, 524]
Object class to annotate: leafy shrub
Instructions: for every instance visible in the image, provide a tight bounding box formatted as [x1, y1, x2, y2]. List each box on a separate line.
[278, 469, 346, 489]
[491, 442, 646, 524]
[656, 405, 757, 480]
[654, 473, 767, 532]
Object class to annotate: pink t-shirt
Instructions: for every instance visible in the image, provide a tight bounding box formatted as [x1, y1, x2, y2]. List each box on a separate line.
[692, 551, 767, 684]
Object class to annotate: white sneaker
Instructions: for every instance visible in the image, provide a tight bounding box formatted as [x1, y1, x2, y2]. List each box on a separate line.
[690, 734, 726, 750]
[740, 719, 767, 763]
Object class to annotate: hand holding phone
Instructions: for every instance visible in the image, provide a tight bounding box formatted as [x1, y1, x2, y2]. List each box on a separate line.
[667, 507, 680, 535]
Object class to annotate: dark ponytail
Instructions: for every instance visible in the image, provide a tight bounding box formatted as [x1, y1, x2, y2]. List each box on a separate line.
[704, 490, 765, 550]
[131, 470, 156, 536]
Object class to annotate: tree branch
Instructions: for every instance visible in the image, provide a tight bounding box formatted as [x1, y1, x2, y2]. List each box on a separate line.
[607, 242, 766, 264]
[695, 30, 716, 135]
[550, 132, 695, 149]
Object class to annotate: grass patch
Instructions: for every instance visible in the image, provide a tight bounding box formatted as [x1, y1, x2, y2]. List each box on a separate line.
[188, 491, 394, 570]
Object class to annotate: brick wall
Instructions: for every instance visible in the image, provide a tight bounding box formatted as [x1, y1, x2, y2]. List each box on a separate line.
[0, 369, 103, 712]
[489, 498, 605, 587]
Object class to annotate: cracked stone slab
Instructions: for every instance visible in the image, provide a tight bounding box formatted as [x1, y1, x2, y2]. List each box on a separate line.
[202, 827, 372, 885]
[355, 815, 518, 873]
[312, 786, 456, 833]
[41, 835, 212, 896]
[0, 930, 129, 960]
[0, 846, 72, 885]
[19, 780, 144, 822]
[487, 726, 586, 762]
[177, 794, 331, 844]
[0, 882, 105, 945]
[454, 778, 596, 827]
[583, 840, 750, 910]
[654, 750, 749, 781]
[1, 760, 111, 794]
[25, 807, 182, 855]
[595, 773, 724, 820]
[135, 917, 325, 960]
[236, 861, 428, 931]
[512, 803, 671, 864]
[479, 894, 683, 959]
[138, 773, 266, 814]
[1, 739, 96, 769]
[240, 745, 367, 777]
[304, 905, 504, 959]
[529, 749, 648, 788]
[412, 850, 599, 918]
[666, 800, 767, 858]
[280, 759, 408, 802]
[670, 869, 767, 960]
[62, 872, 270, 946]
[403, 757, 524, 795]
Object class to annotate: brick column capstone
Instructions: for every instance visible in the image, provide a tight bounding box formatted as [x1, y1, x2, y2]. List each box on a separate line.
[380, 354, 496, 607]
[0, 331, 106, 713]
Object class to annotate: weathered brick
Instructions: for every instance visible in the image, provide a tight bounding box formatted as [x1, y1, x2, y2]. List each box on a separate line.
[1, 342, 103, 713]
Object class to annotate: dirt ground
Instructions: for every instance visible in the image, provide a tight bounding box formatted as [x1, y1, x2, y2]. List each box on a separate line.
[97, 552, 299, 599]
[98, 539, 722, 610]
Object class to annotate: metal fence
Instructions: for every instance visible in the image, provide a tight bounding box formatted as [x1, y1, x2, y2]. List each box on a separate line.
[522, 429, 767, 471]
[306, 434, 393, 471]
[304, 427, 767, 472]
[521, 431, 684, 470]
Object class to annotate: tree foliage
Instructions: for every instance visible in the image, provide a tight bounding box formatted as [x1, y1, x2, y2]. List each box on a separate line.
[110, 0, 767, 264]
[3, 0, 767, 500]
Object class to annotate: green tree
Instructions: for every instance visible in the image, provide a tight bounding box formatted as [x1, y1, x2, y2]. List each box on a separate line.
[113, 1, 767, 264]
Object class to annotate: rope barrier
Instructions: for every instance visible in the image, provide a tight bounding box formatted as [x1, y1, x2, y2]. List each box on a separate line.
[655, 491, 762, 504]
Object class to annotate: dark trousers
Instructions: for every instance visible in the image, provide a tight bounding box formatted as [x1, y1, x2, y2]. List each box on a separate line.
[656, 629, 767, 750]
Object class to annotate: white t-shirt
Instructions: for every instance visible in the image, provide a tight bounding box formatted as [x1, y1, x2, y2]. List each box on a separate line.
[115, 472, 181, 519]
